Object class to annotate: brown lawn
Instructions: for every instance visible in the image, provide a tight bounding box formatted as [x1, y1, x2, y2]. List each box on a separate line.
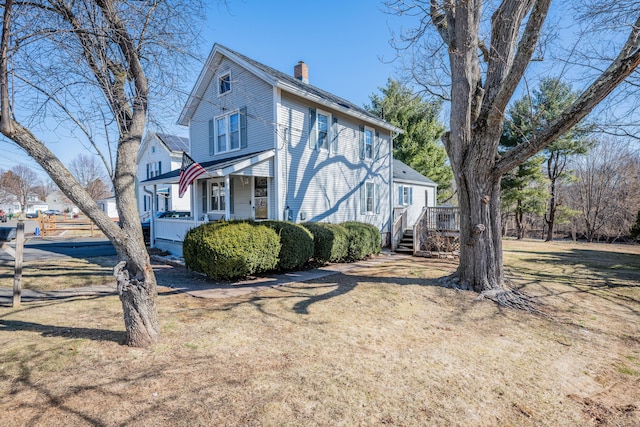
[0, 239, 639, 426]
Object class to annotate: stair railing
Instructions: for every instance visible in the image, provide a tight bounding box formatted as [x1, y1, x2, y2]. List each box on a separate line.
[392, 207, 408, 252]
[413, 206, 429, 256]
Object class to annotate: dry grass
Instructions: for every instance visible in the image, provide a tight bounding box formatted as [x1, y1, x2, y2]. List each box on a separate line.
[1, 239, 639, 426]
[0, 256, 114, 291]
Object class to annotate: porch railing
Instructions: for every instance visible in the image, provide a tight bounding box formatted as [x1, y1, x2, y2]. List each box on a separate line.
[154, 218, 204, 243]
[414, 207, 461, 257]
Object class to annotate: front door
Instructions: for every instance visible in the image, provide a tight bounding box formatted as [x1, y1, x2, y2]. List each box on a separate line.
[254, 177, 268, 220]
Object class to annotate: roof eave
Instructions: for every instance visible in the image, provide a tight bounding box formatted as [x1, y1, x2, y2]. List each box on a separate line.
[178, 44, 278, 126]
[276, 80, 404, 134]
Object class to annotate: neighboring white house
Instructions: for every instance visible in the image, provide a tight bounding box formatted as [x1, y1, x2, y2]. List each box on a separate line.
[25, 193, 48, 215]
[97, 195, 119, 219]
[137, 132, 191, 221]
[142, 43, 403, 255]
[46, 190, 79, 214]
[393, 159, 438, 226]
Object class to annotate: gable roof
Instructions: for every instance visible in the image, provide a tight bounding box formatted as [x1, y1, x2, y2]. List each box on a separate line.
[156, 133, 189, 153]
[178, 43, 403, 134]
[393, 159, 437, 187]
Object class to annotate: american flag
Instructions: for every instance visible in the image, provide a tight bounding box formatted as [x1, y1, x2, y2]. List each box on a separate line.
[178, 152, 207, 198]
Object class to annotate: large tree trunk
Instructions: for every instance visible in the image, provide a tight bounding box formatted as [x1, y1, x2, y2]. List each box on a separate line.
[2, 123, 160, 347]
[114, 241, 159, 347]
[455, 174, 504, 292]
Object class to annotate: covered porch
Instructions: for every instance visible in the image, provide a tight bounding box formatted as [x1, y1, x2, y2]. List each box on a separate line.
[141, 150, 276, 255]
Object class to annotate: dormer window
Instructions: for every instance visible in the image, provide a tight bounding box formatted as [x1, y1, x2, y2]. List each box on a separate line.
[218, 72, 231, 95]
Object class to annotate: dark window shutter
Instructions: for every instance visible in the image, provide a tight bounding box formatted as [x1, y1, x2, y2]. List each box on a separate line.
[359, 125, 365, 160]
[146, 164, 150, 180]
[332, 117, 339, 153]
[201, 180, 207, 213]
[375, 131, 381, 160]
[309, 108, 317, 149]
[399, 186, 403, 205]
[208, 119, 214, 154]
[240, 106, 248, 148]
[229, 177, 235, 214]
[409, 187, 413, 205]
[158, 162, 162, 175]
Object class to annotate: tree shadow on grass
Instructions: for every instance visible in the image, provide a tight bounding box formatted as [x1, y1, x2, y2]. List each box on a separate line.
[0, 319, 125, 344]
[505, 247, 640, 318]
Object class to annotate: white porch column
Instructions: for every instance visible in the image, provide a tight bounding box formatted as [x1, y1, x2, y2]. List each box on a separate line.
[225, 175, 231, 220]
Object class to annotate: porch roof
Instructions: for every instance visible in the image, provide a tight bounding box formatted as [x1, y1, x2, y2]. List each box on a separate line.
[141, 149, 274, 185]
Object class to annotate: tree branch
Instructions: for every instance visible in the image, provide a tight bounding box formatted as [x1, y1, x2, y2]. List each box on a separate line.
[496, 15, 640, 175]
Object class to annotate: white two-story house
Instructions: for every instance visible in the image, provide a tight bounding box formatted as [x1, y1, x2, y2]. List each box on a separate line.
[143, 44, 403, 255]
[137, 132, 191, 221]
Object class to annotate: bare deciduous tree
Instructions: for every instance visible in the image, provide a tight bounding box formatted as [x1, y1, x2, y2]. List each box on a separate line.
[0, 0, 203, 347]
[568, 140, 640, 242]
[0, 165, 41, 209]
[385, 1, 640, 303]
[69, 154, 112, 200]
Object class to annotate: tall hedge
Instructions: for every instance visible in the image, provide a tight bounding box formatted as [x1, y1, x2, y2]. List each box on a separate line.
[342, 221, 381, 261]
[302, 222, 349, 263]
[183, 221, 280, 280]
[262, 220, 314, 270]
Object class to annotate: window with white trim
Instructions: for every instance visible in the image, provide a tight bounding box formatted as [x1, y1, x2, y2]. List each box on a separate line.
[399, 185, 413, 206]
[215, 111, 241, 154]
[365, 182, 374, 213]
[209, 180, 226, 212]
[147, 161, 161, 179]
[317, 111, 329, 150]
[218, 72, 231, 95]
[363, 127, 374, 160]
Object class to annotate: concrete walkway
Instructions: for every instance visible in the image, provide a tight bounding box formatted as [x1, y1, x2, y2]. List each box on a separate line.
[163, 251, 409, 299]
[0, 251, 409, 304]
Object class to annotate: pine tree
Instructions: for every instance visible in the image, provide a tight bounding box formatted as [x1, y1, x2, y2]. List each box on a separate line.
[367, 79, 453, 202]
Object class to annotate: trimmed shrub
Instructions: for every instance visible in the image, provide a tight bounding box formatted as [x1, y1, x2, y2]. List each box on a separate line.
[343, 221, 382, 261]
[262, 220, 314, 271]
[183, 221, 280, 280]
[302, 222, 349, 263]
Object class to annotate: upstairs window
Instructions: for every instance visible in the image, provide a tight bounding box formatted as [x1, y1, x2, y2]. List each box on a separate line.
[213, 107, 247, 155]
[308, 108, 331, 151]
[360, 126, 376, 160]
[218, 72, 231, 95]
[317, 112, 329, 150]
[364, 128, 373, 159]
[146, 161, 161, 179]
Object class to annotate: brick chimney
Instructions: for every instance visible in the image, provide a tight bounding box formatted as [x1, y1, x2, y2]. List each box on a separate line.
[294, 61, 309, 84]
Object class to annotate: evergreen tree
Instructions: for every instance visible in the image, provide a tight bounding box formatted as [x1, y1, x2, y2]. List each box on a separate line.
[367, 79, 453, 202]
[504, 78, 594, 241]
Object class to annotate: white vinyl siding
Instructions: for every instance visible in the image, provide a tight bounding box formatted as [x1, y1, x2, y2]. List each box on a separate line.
[189, 57, 274, 162]
[277, 95, 391, 231]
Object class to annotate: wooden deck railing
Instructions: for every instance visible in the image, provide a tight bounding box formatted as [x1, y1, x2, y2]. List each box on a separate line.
[414, 207, 461, 257]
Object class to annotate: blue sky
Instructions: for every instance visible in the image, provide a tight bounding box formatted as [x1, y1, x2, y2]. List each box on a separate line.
[200, 1, 404, 108]
[0, 1, 407, 176]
